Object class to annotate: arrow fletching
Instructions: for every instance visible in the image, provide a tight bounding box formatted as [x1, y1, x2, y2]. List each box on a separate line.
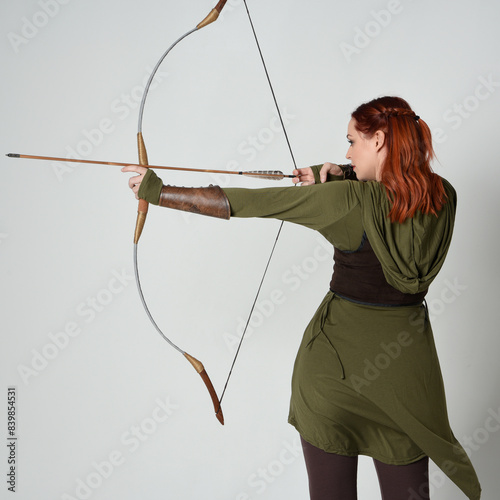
[242, 170, 287, 181]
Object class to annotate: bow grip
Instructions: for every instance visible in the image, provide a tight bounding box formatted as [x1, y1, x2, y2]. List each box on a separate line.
[134, 132, 149, 244]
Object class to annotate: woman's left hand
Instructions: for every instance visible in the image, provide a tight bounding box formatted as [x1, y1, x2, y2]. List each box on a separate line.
[121, 165, 149, 199]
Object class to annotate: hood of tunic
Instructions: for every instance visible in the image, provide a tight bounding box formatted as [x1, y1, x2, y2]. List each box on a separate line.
[357, 177, 457, 295]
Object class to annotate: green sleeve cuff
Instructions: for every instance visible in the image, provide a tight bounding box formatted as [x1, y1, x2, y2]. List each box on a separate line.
[327, 172, 346, 182]
[310, 164, 323, 184]
[137, 169, 164, 205]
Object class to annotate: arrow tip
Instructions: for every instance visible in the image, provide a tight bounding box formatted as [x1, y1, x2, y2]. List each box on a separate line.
[6, 153, 20, 158]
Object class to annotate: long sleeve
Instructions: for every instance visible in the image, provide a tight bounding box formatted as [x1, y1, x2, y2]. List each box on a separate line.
[137, 164, 366, 250]
[223, 181, 364, 249]
[310, 163, 357, 183]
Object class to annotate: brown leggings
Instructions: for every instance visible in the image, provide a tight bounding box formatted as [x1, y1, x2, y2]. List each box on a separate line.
[301, 437, 430, 500]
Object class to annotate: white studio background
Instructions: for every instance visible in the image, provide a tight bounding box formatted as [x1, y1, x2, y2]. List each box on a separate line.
[1, 0, 499, 499]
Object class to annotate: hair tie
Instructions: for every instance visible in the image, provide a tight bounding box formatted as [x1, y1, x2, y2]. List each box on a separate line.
[414, 115, 420, 121]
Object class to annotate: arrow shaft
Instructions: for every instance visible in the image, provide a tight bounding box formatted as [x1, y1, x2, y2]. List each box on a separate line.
[7, 153, 293, 179]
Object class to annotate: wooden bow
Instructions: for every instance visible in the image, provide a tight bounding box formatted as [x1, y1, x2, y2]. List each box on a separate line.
[133, 0, 229, 426]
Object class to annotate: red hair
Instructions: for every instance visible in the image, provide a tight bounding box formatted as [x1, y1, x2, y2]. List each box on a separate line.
[351, 96, 447, 223]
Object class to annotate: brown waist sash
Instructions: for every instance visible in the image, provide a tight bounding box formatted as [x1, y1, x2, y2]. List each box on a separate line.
[330, 233, 427, 306]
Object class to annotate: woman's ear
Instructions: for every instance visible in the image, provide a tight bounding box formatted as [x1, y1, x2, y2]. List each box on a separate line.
[373, 130, 386, 152]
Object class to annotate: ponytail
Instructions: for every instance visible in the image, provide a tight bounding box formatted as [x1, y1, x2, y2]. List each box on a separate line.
[351, 96, 447, 223]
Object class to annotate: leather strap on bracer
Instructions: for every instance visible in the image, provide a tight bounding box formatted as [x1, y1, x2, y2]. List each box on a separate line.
[159, 185, 231, 219]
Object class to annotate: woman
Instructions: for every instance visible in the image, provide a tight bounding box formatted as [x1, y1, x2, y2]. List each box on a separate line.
[123, 96, 481, 499]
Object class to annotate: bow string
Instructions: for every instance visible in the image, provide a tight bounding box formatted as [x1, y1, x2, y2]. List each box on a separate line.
[217, 0, 298, 410]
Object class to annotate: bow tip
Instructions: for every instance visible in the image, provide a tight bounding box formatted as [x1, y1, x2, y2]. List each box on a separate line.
[216, 409, 224, 425]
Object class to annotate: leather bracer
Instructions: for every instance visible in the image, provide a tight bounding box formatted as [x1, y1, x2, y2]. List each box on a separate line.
[159, 185, 231, 220]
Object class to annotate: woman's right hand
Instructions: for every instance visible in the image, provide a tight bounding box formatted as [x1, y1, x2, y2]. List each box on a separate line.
[293, 162, 343, 186]
[292, 167, 315, 185]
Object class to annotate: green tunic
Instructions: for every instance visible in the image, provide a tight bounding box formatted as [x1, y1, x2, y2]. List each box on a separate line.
[223, 168, 481, 500]
[137, 166, 481, 499]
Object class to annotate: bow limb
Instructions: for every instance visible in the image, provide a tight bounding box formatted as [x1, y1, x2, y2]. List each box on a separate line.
[133, 1, 228, 426]
[184, 353, 224, 425]
[197, 0, 228, 29]
[134, 0, 228, 243]
[132, 237, 224, 425]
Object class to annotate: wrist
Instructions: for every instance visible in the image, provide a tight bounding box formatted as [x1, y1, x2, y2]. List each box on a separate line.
[310, 164, 323, 184]
[137, 169, 163, 204]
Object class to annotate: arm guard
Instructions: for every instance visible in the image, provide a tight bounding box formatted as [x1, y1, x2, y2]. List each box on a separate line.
[159, 185, 231, 220]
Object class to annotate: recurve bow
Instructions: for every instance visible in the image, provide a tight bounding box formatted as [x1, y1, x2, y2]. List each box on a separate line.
[133, 0, 229, 426]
